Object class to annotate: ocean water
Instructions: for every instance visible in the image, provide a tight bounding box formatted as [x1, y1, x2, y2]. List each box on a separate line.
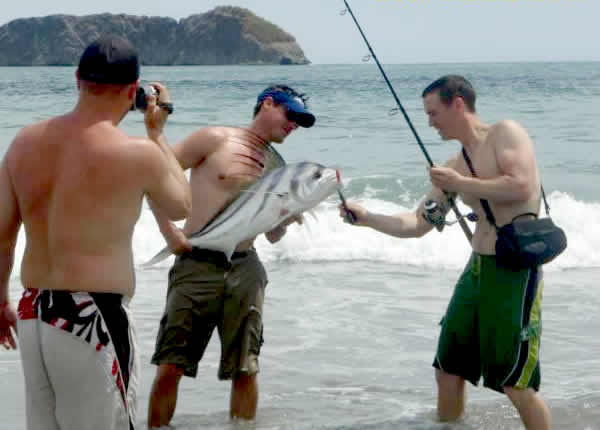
[1, 63, 600, 430]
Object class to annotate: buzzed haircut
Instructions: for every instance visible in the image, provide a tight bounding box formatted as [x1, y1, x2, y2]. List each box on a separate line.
[422, 75, 476, 113]
[253, 84, 308, 117]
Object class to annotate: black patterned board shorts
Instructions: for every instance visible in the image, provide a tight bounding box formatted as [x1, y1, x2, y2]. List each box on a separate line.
[151, 248, 268, 379]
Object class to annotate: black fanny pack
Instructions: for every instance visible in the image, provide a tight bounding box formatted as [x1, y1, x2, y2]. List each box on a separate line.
[462, 148, 567, 270]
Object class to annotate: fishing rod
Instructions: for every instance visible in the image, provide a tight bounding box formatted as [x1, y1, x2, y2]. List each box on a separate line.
[341, 0, 473, 242]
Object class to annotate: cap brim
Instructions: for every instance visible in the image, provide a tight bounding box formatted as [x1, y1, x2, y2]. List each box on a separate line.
[283, 99, 315, 128]
[289, 110, 315, 128]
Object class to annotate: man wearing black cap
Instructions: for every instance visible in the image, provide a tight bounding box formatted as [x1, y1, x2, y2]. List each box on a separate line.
[147, 85, 315, 426]
[0, 35, 190, 430]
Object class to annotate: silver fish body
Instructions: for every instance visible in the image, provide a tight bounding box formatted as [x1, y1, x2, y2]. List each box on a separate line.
[143, 162, 339, 266]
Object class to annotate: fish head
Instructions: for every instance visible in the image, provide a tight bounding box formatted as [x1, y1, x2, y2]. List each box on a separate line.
[288, 162, 339, 209]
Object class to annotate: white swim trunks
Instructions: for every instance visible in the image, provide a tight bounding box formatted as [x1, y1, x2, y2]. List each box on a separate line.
[17, 288, 139, 430]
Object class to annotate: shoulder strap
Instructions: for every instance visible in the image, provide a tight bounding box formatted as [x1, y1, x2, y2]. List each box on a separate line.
[540, 185, 550, 216]
[461, 148, 498, 228]
[461, 147, 551, 224]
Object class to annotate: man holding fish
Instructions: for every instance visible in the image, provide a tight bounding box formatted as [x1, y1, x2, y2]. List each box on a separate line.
[147, 85, 338, 426]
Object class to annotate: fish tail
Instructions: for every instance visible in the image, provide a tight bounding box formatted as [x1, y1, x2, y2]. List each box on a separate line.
[140, 247, 172, 267]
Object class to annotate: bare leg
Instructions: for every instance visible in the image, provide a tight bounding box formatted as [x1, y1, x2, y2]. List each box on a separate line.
[148, 364, 184, 428]
[504, 387, 551, 430]
[436, 369, 466, 422]
[230, 374, 258, 420]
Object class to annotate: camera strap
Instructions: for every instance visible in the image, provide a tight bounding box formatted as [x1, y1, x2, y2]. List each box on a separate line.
[461, 147, 550, 229]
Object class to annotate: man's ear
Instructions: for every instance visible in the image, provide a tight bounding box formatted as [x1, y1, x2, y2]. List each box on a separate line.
[262, 97, 275, 109]
[453, 96, 465, 113]
[127, 81, 138, 99]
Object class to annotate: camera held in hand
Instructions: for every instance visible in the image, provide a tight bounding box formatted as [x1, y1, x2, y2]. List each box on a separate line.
[131, 85, 174, 114]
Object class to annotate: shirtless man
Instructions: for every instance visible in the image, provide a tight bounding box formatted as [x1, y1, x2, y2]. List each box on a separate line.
[0, 35, 191, 430]
[147, 85, 315, 427]
[341, 75, 551, 430]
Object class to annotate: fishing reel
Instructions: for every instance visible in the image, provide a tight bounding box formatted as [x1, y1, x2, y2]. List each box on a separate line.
[422, 199, 478, 232]
[422, 200, 448, 232]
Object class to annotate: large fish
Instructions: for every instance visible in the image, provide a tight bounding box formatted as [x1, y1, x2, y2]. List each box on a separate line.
[143, 162, 340, 266]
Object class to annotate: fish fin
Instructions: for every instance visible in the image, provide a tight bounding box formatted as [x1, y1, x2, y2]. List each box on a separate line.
[305, 210, 319, 223]
[140, 246, 172, 268]
[301, 217, 313, 235]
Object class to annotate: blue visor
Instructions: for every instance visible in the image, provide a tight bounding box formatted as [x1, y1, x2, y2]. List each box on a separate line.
[257, 90, 315, 128]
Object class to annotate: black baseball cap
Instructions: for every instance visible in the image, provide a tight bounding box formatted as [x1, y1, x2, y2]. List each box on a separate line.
[78, 35, 140, 84]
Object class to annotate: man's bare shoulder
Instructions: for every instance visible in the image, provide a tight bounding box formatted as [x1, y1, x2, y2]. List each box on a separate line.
[181, 126, 233, 146]
[4, 118, 57, 165]
[488, 120, 532, 145]
[12, 118, 54, 142]
[173, 126, 238, 169]
[122, 136, 165, 161]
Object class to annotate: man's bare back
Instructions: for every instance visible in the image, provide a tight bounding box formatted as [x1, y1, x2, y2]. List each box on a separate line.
[1, 77, 189, 300]
[7, 116, 163, 296]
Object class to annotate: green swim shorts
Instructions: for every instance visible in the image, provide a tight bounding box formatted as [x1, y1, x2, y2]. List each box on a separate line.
[151, 248, 267, 380]
[433, 253, 544, 393]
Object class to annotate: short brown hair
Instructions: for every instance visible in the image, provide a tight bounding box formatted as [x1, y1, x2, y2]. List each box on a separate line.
[422, 75, 476, 112]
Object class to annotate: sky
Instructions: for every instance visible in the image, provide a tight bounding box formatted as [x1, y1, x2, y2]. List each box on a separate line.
[1, 0, 598, 64]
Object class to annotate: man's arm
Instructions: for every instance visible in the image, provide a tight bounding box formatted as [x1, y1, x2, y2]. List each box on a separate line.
[340, 154, 462, 238]
[142, 83, 192, 221]
[149, 126, 224, 251]
[429, 121, 537, 203]
[341, 186, 447, 238]
[171, 127, 225, 170]
[0, 151, 21, 350]
[265, 215, 304, 244]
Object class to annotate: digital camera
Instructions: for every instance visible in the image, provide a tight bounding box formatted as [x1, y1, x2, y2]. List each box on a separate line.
[131, 85, 158, 112]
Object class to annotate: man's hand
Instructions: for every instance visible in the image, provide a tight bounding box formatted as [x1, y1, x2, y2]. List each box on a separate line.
[165, 226, 193, 255]
[265, 215, 303, 244]
[428, 166, 464, 193]
[144, 82, 171, 139]
[338, 202, 369, 226]
[0, 303, 17, 350]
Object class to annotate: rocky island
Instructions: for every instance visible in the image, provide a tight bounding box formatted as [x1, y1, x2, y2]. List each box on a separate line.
[0, 6, 310, 66]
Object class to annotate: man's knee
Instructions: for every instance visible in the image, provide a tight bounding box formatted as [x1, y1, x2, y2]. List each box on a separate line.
[436, 369, 465, 390]
[154, 364, 184, 388]
[233, 373, 257, 391]
[504, 386, 536, 406]
[436, 369, 466, 422]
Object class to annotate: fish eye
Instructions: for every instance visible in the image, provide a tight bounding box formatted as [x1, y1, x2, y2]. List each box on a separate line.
[312, 171, 322, 179]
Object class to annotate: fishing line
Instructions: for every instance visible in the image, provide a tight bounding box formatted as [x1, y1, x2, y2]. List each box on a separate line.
[340, 0, 473, 242]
